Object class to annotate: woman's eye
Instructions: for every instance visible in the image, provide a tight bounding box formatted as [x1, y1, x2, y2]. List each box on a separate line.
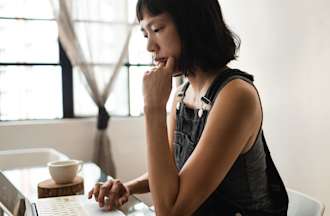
[152, 27, 163, 33]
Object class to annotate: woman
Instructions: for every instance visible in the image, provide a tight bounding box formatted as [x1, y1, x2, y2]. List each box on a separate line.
[89, 0, 289, 215]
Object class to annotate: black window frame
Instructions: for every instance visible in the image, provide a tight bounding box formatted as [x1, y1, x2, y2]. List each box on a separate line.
[59, 40, 74, 118]
[0, 16, 69, 121]
[0, 16, 154, 121]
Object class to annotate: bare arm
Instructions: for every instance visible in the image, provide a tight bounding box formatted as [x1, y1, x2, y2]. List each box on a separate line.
[125, 172, 150, 195]
[145, 79, 261, 216]
[125, 85, 182, 196]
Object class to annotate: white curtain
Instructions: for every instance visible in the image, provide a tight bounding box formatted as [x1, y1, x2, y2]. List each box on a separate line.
[50, 0, 134, 177]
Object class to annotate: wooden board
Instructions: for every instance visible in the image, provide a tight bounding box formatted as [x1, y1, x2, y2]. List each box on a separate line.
[37, 176, 84, 198]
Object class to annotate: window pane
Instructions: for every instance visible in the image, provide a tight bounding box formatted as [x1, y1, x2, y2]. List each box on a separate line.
[129, 66, 146, 116]
[0, 66, 63, 121]
[128, 0, 138, 23]
[106, 67, 129, 116]
[73, 66, 128, 116]
[71, 0, 127, 22]
[0, 0, 54, 19]
[129, 66, 177, 116]
[0, 20, 59, 63]
[128, 26, 152, 64]
[74, 23, 128, 64]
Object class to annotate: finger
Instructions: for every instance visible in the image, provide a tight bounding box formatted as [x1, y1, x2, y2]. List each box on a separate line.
[108, 191, 119, 210]
[108, 182, 121, 210]
[118, 196, 128, 206]
[156, 60, 166, 68]
[93, 182, 102, 202]
[98, 181, 113, 207]
[150, 67, 157, 73]
[165, 56, 175, 73]
[155, 60, 162, 67]
[88, 188, 94, 199]
[144, 70, 151, 76]
[116, 181, 125, 194]
[115, 199, 120, 208]
[115, 182, 128, 207]
[107, 191, 117, 211]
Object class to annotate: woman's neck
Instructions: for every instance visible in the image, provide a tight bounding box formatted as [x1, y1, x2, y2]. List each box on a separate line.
[186, 67, 224, 95]
[184, 66, 228, 107]
[183, 69, 217, 107]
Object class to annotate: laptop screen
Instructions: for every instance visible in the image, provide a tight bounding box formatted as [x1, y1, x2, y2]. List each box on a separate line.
[0, 171, 31, 216]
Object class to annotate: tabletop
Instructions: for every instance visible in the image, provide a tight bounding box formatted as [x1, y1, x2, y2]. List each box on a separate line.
[2, 162, 154, 216]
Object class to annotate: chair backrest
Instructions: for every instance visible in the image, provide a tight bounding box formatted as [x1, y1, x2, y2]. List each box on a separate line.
[287, 188, 325, 216]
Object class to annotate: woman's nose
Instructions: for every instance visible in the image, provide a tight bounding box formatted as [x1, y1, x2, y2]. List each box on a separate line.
[146, 37, 159, 53]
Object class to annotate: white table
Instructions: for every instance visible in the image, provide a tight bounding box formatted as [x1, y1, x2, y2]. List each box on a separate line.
[2, 162, 154, 216]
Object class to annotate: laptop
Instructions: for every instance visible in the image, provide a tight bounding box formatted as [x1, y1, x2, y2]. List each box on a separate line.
[0, 171, 125, 216]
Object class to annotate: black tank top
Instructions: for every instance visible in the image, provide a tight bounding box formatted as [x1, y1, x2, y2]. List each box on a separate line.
[174, 68, 288, 216]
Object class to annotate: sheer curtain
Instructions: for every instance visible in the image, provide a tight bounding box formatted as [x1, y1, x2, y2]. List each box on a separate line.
[50, 0, 134, 177]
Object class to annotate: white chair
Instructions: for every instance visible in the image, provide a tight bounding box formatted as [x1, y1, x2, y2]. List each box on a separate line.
[287, 188, 325, 216]
[0, 148, 69, 170]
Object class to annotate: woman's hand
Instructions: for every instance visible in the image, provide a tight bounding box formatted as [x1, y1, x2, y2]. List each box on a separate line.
[88, 179, 130, 211]
[143, 57, 175, 110]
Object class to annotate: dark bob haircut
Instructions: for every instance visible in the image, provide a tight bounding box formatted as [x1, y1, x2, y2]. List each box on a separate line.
[136, 0, 240, 76]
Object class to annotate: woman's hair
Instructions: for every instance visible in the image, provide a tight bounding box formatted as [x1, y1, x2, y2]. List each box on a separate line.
[136, 0, 240, 76]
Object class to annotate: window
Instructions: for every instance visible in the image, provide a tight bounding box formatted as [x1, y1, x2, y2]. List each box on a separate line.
[72, 0, 152, 117]
[0, 0, 177, 121]
[72, 7, 132, 116]
[73, 0, 178, 117]
[0, 0, 62, 121]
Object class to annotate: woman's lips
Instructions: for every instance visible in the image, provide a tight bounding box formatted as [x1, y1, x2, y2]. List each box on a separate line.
[154, 58, 167, 65]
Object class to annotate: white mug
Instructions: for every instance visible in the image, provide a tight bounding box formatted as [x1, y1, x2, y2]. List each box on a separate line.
[47, 159, 83, 184]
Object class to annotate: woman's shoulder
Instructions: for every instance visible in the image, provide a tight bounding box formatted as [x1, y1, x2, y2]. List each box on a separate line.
[223, 77, 256, 93]
[211, 78, 262, 141]
[211, 68, 258, 104]
[217, 78, 260, 110]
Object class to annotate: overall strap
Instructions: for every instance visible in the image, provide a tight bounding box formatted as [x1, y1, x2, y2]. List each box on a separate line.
[175, 69, 254, 119]
[196, 69, 254, 118]
[203, 68, 254, 104]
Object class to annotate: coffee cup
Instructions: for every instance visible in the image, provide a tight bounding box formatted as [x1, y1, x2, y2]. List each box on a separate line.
[47, 159, 83, 184]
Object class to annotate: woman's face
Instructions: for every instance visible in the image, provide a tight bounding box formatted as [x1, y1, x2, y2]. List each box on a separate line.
[140, 11, 181, 71]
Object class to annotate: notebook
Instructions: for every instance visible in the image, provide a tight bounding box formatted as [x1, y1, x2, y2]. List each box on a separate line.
[0, 171, 125, 216]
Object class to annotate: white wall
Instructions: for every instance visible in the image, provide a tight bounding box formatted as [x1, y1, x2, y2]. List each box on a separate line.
[0, 119, 95, 160]
[222, 0, 330, 213]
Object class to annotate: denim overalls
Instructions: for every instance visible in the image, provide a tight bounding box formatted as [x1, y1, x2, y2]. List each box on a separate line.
[174, 69, 288, 215]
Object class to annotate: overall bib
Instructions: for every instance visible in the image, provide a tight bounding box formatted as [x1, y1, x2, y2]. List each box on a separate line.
[174, 69, 289, 215]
